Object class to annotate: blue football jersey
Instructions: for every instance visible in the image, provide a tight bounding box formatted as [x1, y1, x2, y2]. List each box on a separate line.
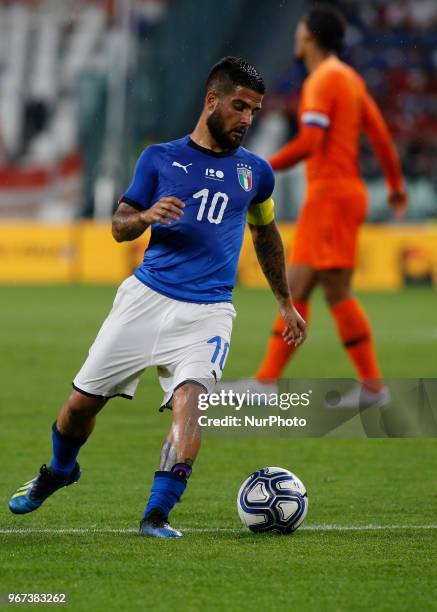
[121, 135, 274, 303]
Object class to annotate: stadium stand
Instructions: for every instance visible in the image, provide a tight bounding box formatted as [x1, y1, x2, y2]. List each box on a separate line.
[0, 0, 434, 220]
[0, 0, 167, 218]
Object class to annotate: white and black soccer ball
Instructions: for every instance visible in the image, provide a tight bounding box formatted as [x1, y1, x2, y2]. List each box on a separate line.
[237, 466, 308, 534]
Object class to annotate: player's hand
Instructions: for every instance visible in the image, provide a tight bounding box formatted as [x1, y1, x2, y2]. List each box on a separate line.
[141, 197, 185, 226]
[278, 302, 307, 347]
[388, 189, 408, 220]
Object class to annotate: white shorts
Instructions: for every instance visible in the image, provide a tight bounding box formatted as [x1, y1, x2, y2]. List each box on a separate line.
[73, 276, 236, 407]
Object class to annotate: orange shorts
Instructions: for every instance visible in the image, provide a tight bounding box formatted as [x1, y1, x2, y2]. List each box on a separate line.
[289, 191, 368, 269]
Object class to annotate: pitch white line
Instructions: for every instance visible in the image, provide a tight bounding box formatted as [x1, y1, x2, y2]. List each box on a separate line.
[301, 524, 437, 532]
[0, 525, 437, 535]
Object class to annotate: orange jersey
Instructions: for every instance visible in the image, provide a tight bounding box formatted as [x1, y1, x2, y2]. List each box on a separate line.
[300, 56, 366, 193]
[270, 56, 403, 197]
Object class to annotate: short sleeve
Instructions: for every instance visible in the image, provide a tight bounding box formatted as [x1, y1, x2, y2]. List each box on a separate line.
[251, 159, 275, 205]
[120, 145, 160, 210]
[300, 73, 332, 129]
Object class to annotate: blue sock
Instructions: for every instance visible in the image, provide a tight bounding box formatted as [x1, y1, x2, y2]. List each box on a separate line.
[144, 471, 188, 520]
[50, 422, 86, 477]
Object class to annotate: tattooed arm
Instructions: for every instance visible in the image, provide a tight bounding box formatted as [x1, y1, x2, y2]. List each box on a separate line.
[112, 197, 185, 242]
[249, 221, 306, 346]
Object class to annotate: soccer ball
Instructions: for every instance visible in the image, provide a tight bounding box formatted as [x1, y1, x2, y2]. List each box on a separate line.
[237, 466, 308, 534]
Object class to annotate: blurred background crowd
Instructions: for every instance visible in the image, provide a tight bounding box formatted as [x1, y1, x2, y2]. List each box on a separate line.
[0, 0, 435, 221]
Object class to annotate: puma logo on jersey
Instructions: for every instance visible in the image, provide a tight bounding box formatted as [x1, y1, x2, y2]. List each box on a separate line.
[172, 161, 192, 174]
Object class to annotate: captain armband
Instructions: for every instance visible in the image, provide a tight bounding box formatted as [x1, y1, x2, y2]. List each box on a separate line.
[247, 197, 275, 226]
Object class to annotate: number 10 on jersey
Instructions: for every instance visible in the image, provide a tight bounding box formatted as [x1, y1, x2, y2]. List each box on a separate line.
[193, 189, 229, 224]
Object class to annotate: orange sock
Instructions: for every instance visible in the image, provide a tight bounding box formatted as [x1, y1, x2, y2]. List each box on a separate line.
[330, 297, 383, 392]
[255, 301, 309, 381]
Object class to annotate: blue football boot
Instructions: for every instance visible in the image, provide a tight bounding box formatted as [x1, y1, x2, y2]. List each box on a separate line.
[139, 509, 182, 538]
[9, 463, 81, 514]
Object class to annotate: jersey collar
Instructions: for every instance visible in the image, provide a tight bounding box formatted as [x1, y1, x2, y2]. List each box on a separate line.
[187, 137, 239, 158]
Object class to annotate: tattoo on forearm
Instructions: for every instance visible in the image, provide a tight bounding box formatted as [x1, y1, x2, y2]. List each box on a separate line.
[250, 222, 289, 302]
[112, 209, 148, 242]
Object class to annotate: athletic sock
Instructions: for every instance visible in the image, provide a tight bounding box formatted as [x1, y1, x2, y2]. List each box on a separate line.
[50, 422, 86, 477]
[144, 467, 190, 521]
[330, 297, 383, 392]
[255, 300, 310, 381]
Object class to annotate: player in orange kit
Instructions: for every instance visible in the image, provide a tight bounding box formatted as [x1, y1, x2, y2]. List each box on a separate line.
[253, 5, 408, 407]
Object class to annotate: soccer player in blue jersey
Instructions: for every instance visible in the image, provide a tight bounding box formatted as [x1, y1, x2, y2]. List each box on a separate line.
[9, 57, 306, 538]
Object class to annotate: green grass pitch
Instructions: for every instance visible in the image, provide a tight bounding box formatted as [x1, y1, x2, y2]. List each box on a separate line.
[1, 285, 436, 611]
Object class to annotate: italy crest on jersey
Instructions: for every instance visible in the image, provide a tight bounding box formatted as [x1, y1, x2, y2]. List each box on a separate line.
[237, 164, 252, 192]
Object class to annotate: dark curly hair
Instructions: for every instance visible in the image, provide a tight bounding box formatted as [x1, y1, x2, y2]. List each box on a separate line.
[206, 56, 265, 96]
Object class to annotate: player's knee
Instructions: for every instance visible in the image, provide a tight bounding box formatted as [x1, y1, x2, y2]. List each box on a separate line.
[172, 382, 206, 412]
[290, 284, 312, 302]
[322, 287, 338, 306]
[319, 273, 351, 306]
[288, 277, 313, 302]
[288, 268, 316, 302]
[65, 390, 106, 418]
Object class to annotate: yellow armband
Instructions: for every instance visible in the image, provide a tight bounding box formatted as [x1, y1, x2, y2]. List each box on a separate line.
[247, 197, 275, 226]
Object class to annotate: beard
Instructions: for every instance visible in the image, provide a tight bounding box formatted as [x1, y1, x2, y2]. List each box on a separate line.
[207, 108, 247, 150]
